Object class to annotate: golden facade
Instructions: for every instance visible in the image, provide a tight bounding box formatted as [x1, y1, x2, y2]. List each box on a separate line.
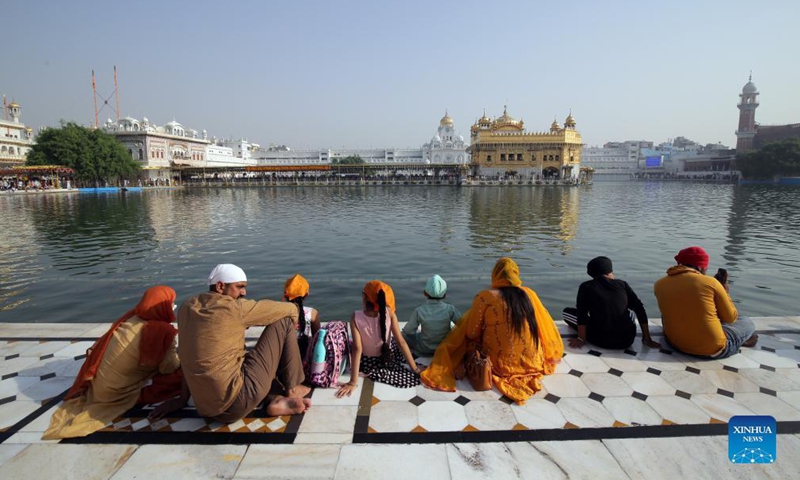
[468, 106, 582, 178]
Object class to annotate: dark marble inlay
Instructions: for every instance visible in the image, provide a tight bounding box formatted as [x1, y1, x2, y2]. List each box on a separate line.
[685, 366, 701, 375]
[568, 369, 584, 378]
[4, 354, 20, 361]
[632, 391, 648, 401]
[409, 395, 426, 406]
[675, 390, 692, 400]
[544, 393, 561, 404]
[722, 365, 738, 373]
[717, 389, 735, 398]
[759, 387, 778, 397]
[646, 367, 662, 376]
[589, 392, 605, 403]
[454, 395, 471, 406]
[759, 364, 777, 372]
[587, 350, 602, 357]
[608, 368, 624, 377]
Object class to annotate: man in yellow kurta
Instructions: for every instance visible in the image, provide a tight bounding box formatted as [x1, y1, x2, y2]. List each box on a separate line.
[654, 246, 758, 358]
[421, 258, 563, 404]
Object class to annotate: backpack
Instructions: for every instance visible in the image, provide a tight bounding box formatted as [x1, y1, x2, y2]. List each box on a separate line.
[303, 320, 350, 388]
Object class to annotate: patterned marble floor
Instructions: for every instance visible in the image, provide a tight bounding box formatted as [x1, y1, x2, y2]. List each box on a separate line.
[0, 317, 799, 479]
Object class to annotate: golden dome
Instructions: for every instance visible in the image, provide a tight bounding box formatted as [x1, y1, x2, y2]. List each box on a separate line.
[550, 118, 561, 132]
[8, 102, 19, 109]
[477, 109, 491, 126]
[440, 110, 454, 127]
[565, 112, 576, 127]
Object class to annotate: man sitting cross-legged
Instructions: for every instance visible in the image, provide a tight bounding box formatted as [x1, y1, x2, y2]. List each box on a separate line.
[150, 264, 311, 422]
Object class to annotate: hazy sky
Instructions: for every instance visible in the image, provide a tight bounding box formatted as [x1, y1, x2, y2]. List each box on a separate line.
[3, 1, 799, 149]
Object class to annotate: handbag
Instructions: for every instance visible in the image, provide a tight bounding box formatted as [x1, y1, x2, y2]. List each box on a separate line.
[464, 348, 493, 391]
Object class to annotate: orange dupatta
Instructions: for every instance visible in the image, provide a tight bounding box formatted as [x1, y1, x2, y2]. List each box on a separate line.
[64, 285, 178, 400]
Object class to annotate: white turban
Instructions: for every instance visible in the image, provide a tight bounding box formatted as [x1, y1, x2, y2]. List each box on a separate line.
[207, 264, 247, 285]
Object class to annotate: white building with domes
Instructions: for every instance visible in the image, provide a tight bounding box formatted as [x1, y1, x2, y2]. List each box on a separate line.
[257, 112, 470, 168]
[1, 98, 35, 167]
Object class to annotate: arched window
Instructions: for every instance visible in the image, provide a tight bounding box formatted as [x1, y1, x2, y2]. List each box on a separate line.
[139, 148, 143, 160]
[129, 149, 133, 157]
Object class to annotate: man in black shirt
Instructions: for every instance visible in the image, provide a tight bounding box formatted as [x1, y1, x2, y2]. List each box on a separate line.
[562, 257, 661, 350]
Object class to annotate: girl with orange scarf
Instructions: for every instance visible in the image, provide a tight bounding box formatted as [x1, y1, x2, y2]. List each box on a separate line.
[336, 280, 422, 398]
[420, 258, 563, 404]
[43, 286, 183, 439]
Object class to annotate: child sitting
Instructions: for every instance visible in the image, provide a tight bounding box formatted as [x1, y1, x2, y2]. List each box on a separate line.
[336, 280, 422, 398]
[284, 274, 321, 357]
[402, 275, 461, 357]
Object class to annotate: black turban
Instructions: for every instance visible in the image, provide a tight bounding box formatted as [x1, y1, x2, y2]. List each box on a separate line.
[587, 256, 613, 278]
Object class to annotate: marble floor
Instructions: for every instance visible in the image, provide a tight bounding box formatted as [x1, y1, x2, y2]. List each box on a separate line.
[0, 317, 799, 479]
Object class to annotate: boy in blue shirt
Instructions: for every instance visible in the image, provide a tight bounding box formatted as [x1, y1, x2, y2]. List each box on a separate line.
[402, 275, 461, 357]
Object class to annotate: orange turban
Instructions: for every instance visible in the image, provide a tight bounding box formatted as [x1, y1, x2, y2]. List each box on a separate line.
[284, 274, 310, 300]
[363, 280, 396, 313]
[491, 257, 523, 288]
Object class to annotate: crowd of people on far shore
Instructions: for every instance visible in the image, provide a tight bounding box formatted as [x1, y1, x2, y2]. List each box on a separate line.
[42, 246, 758, 440]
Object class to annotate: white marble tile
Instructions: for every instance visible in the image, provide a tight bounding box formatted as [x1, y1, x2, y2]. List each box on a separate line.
[464, 401, 517, 430]
[556, 397, 615, 428]
[637, 351, 691, 371]
[541, 374, 590, 398]
[3, 341, 71, 357]
[511, 399, 567, 430]
[716, 353, 761, 369]
[78, 323, 114, 337]
[598, 353, 649, 372]
[0, 400, 40, 429]
[0, 356, 41, 378]
[369, 400, 418, 432]
[417, 400, 469, 431]
[774, 348, 800, 363]
[454, 378, 503, 401]
[740, 348, 800, 369]
[372, 381, 417, 401]
[698, 369, 759, 393]
[758, 333, 800, 349]
[751, 316, 800, 331]
[553, 357, 571, 374]
[0, 445, 27, 469]
[334, 444, 450, 480]
[167, 417, 208, 432]
[659, 370, 718, 394]
[3, 431, 60, 444]
[738, 367, 800, 391]
[16, 357, 81, 377]
[681, 357, 724, 371]
[0, 376, 40, 398]
[526, 440, 632, 480]
[0, 323, 100, 338]
[733, 392, 800, 421]
[579, 373, 633, 397]
[605, 436, 790, 480]
[415, 384, 460, 401]
[777, 391, 800, 410]
[447, 443, 529, 480]
[111, 444, 245, 480]
[234, 444, 340, 480]
[19, 404, 58, 432]
[311, 384, 361, 406]
[17, 376, 74, 402]
[293, 433, 352, 444]
[646, 395, 712, 424]
[602, 397, 662, 426]
[620, 372, 676, 396]
[297, 406, 357, 434]
[52, 341, 95, 358]
[562, 353, 610, 373]
[0, 444, 136, 479]
[690, 393, 755, 421]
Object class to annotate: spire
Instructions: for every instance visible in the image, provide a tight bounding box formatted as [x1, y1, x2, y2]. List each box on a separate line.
[749, 70, 752, 82]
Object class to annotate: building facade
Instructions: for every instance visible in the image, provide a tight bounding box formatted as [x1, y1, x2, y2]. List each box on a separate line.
[256, 112, 468, 168]
[581, 141, 647, 178]
[468, 107, 583, 179]
[0, 100, 35, 167]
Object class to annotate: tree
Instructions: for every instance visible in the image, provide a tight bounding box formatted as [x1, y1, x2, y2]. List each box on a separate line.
[736, 138, 800, 179]
[332, 155, 365, 165]
[27, 121, 140, 184]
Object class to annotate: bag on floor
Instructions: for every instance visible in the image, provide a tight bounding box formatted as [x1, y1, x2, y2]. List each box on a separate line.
[303, 320, 350, 388]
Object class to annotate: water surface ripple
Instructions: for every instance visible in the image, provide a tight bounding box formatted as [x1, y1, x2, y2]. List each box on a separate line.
[0, 183, 798, 323]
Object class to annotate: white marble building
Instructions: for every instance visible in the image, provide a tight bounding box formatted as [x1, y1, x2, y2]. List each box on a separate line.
[0, 100, 35, 166]
[257, 112, 469, 167]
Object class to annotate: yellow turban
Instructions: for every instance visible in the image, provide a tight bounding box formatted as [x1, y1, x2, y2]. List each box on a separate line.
[491, 257, 522, 288]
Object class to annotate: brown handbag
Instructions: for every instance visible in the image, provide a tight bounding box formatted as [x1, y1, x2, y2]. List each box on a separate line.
[464, 348, 493, 391]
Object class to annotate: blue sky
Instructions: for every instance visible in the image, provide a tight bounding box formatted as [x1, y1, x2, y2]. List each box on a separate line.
[3, 0, 798, 149]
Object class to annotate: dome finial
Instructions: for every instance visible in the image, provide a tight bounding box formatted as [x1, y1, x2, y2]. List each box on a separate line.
[749, 70, 752, 82]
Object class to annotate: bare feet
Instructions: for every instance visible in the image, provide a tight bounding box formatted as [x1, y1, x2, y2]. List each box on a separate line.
[266, 395, 312, 416]
[742, 333, 759, 348]
[287, 384, 312, 399]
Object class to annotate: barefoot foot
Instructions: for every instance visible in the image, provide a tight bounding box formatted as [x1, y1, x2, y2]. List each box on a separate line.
[266, 396, 311, 416]
[742, 333, 759, 348]
[287, 384, 312, 399]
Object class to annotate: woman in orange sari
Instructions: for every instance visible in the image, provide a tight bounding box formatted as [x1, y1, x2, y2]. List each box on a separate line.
[43, 285, 183, 439]
[421, 257, 563, 404]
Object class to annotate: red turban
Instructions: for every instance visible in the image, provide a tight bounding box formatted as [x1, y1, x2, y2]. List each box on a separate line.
[675, 246, 709, 270]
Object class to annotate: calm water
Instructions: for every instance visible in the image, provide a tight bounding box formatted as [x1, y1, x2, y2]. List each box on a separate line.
[1, 183, 799, 323]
